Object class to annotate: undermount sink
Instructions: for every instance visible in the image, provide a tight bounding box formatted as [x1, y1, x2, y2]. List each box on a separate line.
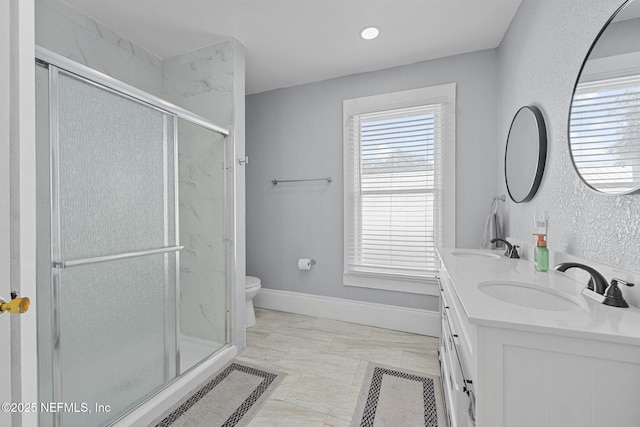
[478, 281, 583, 311]
[451, 250, 501, 260]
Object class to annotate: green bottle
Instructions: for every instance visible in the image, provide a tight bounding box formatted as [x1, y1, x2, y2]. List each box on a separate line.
[533, 234, 549, 272]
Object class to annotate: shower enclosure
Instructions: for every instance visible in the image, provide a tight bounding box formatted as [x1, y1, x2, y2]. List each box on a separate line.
[35, 48, 233, 427]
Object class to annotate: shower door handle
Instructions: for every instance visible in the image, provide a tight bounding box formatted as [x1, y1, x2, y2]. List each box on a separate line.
[52, 245, 185, 269]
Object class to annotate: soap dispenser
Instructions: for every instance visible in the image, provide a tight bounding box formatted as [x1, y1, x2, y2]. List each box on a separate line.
[532, 233, 549, 272]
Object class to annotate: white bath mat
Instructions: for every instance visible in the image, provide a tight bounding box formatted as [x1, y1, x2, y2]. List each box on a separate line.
[154, 360, 284, 427]
[351, 363, 445, 427]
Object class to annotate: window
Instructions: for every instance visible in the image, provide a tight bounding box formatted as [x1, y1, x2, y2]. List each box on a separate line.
[343, 84, 456, 295]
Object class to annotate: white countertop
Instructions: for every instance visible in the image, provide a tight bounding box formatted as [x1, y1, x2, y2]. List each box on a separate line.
[437, 247, 640, 346]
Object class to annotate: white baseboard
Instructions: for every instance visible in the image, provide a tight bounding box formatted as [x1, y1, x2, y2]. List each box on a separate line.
[254, 288, 440, 337]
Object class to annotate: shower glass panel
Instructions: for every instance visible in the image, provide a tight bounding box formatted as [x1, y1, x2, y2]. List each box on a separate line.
[58, 255, 176, 427]
[36, 47, 232, 427]
[48, 69, 178, 427]
[178, 119, 228, 372]
[56, 71, 176, 259]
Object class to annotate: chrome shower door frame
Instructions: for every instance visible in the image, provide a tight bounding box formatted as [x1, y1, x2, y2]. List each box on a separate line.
[37, 46, 231, 427]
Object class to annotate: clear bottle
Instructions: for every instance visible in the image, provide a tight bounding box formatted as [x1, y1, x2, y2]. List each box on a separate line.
[532, 233, 549, 272]
[534, 210, 547, 235]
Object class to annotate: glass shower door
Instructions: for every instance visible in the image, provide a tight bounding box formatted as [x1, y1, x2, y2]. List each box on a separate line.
[177, 118, 228, 372]
[50, 70, 178, 427]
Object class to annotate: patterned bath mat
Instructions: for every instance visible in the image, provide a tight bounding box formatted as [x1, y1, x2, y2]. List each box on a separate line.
[154, 360, 284, 427]
[351, 363, 445, 427]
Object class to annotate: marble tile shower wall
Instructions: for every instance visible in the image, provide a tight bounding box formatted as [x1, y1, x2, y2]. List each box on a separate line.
[178, 124, 227, 344]
[163, 42, 236, 345]
[36, 0, 236, 345]
[162, 42, 235, 127]
[35, 0, 163, 97]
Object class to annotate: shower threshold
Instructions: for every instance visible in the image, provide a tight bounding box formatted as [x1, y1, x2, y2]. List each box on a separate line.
[179, 334, 223, 373]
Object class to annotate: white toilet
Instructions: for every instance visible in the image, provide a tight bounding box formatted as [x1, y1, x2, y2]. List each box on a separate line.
[245, 276, 261, 328]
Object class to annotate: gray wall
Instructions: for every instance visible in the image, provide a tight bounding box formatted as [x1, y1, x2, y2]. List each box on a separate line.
[246, 50, 498, 311]
[496, 0, 640, 274]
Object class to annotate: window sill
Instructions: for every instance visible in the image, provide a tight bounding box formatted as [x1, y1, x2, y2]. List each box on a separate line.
[343, 273, 440, 296]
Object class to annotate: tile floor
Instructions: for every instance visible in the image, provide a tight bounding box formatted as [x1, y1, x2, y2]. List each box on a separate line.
[237, 308, 441, 426]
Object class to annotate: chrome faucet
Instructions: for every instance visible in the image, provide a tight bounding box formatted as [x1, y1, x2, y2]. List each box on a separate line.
[554, 262, 634, 308]
[490, 238, 520, 259]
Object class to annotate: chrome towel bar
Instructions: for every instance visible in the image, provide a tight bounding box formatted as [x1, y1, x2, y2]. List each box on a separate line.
[53, 245, 184, 268]
[271, 177, 332, 185]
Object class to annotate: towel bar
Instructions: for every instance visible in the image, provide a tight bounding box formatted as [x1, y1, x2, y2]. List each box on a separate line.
[271, 177, 332, 185]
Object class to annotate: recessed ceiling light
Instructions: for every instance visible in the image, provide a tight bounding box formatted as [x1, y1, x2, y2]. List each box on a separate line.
[361, 26, 380, 40]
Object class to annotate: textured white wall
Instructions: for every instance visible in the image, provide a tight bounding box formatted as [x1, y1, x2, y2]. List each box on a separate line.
[246, 50, 498, 311]
[496, 0, 640, 273]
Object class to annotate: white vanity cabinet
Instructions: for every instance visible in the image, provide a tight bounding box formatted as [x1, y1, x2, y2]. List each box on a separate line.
[437, 249, 640, 427]
[439, 265, 476, 426]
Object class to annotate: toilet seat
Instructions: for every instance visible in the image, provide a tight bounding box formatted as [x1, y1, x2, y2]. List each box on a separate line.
[245, 276, 261, 289]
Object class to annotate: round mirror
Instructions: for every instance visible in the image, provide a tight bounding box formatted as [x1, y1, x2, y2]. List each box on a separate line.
[505, 106, 547, 203]
[569, 0, 640, 195]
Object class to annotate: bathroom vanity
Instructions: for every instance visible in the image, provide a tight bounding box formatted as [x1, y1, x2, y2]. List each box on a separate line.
[437, 248, 640, 427]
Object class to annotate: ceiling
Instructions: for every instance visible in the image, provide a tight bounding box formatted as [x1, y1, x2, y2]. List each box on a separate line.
[62, 0, 523, 94]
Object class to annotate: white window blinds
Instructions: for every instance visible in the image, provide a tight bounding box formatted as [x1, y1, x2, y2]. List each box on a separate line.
[570, 75, 640, 193]
[343, 85, 455, 292]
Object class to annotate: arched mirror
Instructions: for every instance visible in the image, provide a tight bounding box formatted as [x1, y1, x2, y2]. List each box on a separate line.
[505, 105, 547, 203]
[569, 0, 640, 195]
